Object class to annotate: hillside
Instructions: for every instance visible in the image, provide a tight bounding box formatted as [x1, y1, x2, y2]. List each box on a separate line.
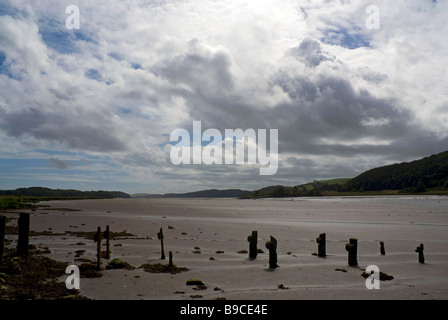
[0, 187, 130, 199]
[344, 151, 448, 192]
[132, 189, 251, 198]
[245, 178, 351, 198]
[245, 151, 448, 198]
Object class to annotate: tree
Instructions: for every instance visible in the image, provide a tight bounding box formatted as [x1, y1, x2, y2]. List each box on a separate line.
[414, 179, 426, 193]
[272, 186, 286, 198]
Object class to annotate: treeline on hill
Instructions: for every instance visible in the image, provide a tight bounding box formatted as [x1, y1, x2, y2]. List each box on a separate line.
[343, 151, 448, 193]
[0, 187, 130, 210]
[0, 187, 130, 200]
[245, 151, 448, 198]
[245, 179, 348, 199]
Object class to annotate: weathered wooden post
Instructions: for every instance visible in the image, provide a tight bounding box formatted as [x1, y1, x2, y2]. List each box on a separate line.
[345, 238, 358, 267]
[265, 235, 278, 269]
[17, 213, 30, 256]
[104, 225, 111, 259]
[0, 216, 5, 265]
[94, 227, 102, 270]
[415, 243, 425, 264]
[247, 230, 258, 260]
[380, 241, 386, 255]
[157, 227, 165, 259]
[168, 251, 173, 268]
[316, 233, 327, 257]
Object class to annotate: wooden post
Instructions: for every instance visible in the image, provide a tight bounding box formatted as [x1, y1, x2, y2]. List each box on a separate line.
[157, 227, 165, 259]
[415, 243, 425, 264]
[17, 213, 30, 256]
[265, 235, 278, 269]
[316, 233, 327, 257]
[104, 225, 110, 259]
[0, 216, 5, 265]
[380, 241, 386, 255]
[94, 227, 102, 270]
[345, 238, 358, 267]
[168, 251, 173, 268]
[247, 230, 258, 260]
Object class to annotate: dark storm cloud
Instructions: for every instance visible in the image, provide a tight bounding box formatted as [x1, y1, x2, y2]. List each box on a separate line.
[0, 107, 127, 152]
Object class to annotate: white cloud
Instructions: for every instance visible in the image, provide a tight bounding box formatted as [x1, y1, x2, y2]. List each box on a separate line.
[0, 0, 447, 193]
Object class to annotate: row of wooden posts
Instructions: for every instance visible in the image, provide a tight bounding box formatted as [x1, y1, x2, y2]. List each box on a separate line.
[247, 231, 426, 267]
[0, 215, 426, 269]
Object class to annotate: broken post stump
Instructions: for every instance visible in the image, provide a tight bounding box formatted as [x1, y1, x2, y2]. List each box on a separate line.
[380, 241, 386, 255]
[104, 225, 111, 259]
[316, 233, 327, 257]
[169, 251, 173, 268]
[157, 227, 165, 260]
[17, 213, 30, 256]
[265, 235, 278, 269]
[345, 238, 358, 267]
[0, 216, 5, 265]
[94, 227, 102, 270]
[415, 243, 425, 264]
[247, 230, 258, 260]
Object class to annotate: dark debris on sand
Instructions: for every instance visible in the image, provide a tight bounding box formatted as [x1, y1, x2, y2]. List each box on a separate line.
[0, 248, 89, 300]
[140, 263, 189, 274]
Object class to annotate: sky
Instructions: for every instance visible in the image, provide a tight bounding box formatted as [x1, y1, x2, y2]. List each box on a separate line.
[0, 0, 447, 194]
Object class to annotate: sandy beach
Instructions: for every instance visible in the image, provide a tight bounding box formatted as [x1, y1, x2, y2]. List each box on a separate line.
[3, 195, 448, 300]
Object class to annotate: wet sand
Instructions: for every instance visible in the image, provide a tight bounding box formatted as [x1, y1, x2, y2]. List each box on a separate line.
[4, 196, 448, 300]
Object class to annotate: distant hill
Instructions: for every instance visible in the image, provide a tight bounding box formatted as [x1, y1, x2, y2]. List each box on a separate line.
[343, 150, 448, 193]
[245, 151, 448, 198]
[245, 178, 351, 198]
[0, 187, 130, 199]
[132, 189, 251, 198]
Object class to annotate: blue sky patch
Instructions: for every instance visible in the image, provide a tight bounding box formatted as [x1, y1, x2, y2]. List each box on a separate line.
[85, 68, 102, 81]
[38, 17, 95, 54]
[0, 51, 5, 66]
[321, 26, 370, 49]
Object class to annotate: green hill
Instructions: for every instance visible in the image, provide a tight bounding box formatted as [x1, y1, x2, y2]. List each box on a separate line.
[245, 178, 351, 198]
[343, 151, 448, 193]
[245, 150, 448, 198]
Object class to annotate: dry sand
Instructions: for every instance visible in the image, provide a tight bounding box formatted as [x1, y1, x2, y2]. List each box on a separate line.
[4, 195, 448, 300]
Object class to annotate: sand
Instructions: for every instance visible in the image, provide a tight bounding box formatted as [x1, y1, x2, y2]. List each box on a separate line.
[3, 195, 448, 300]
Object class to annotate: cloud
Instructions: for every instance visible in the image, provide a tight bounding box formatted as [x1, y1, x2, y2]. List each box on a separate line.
[48, 157, 70, 169]
[0, 0, 447, 193]
[290, 37, 334, 67]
